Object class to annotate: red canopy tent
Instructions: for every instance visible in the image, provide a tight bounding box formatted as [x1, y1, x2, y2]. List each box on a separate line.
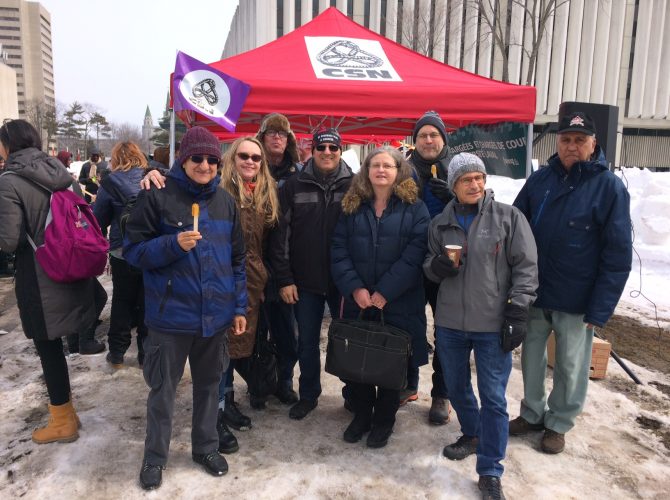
[176, 7, 536, 142]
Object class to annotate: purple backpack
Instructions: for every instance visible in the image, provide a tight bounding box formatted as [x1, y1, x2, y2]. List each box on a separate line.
[3, 172, 109, 282]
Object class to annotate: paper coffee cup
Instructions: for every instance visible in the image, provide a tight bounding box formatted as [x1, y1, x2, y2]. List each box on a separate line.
[444, 245, 462, 267]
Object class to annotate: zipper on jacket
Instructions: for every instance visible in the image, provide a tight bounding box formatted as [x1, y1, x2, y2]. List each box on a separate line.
[531, 189, 550, 228]
[159, 279, 173, 313]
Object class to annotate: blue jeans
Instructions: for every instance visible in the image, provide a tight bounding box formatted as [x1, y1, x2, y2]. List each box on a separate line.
[293, 289, 340, 401]
[436, 327, 512, 478]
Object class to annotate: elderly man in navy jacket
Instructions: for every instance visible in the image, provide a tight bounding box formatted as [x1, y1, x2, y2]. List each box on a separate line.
[510, 112, 632, 454]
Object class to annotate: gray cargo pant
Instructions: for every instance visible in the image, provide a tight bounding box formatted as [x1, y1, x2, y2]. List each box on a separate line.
[142, 329, 228, 466]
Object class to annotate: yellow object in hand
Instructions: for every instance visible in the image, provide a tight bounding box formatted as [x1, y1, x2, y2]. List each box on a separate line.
[431, 165, 437, 178]
[192, 203, 199, 232]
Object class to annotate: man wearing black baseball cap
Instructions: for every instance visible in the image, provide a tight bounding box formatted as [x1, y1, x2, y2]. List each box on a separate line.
[509, 110, 632, 455]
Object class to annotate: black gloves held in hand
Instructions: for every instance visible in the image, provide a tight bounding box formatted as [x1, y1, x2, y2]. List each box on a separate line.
[430, 254, 459, 279]
[500, 303, 529, 352]
[427, 177, 453, 203]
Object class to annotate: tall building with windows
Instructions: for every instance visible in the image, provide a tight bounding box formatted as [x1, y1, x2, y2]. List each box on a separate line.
[222, 0, 670, 168]
[0, 46, 19, 119]
[0, 0, 54, 118]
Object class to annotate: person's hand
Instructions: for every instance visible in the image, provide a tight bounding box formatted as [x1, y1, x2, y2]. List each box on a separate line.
[430, 254, 459, 279]
[428, 177, 452, 203]
[370, 291, 387, 309]
[141, 170, 166, 190]
[500, 303, 529, 352]
[279, 285, 299, 304]
[353, 288, 372, 309]
[231, 315, 246, 335]
[177, 230, 201, 251]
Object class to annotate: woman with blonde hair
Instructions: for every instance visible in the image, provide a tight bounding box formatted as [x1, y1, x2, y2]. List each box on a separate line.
[215, 136, 280, 449]
[94, 141, 149, 368]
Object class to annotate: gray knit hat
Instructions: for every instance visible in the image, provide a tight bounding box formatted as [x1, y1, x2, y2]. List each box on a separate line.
[447, 152, 487, 191]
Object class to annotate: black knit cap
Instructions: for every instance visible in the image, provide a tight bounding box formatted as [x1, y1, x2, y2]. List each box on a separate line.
[313, 128, 341, 149]
[413, 110, 447, 143]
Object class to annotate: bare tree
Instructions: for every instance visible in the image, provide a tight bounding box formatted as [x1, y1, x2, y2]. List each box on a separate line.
[112, 123, 143, 143]
[396, 1, 449, 57]
[24, 98, 57, 150]
[470, 0, 571, 84]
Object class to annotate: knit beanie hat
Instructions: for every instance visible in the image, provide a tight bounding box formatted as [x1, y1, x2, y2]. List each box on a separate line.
[56, 150, 72, 165]
[413, 110, 447, 143]
[447, 152, 487, 191]
[178, 126, 221, 165]
[313, 128, 341, 149]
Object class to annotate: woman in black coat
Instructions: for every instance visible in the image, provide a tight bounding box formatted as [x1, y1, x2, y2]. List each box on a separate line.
[0, 119, 97, 444]
[331, 146, 430, 448]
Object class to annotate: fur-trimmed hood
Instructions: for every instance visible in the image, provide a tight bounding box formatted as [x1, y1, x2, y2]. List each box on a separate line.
[342, 177, 418, 214]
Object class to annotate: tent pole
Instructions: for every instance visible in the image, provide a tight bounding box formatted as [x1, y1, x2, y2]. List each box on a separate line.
[169, 109, 176, 166]
[525, 123, 533, 178]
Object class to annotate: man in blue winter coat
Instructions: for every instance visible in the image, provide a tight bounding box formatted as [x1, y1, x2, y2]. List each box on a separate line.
[510, 111, 632, 454]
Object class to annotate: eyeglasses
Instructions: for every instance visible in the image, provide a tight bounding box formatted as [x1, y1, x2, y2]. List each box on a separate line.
[457, 174, 487, 186]
[370, 163, 397, 170]
[417, 132, 442, 141]
[265, 129, 288, 138]
[315, 144, 339, 152]
[237, 152, 262, 163]
[189, 154, 220, 165]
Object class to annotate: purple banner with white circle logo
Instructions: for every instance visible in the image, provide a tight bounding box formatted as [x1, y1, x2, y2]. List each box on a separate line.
[172, 51, 250, 132]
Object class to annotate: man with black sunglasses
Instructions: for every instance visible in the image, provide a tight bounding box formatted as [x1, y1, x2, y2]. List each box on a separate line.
[270, 128, 353, 420]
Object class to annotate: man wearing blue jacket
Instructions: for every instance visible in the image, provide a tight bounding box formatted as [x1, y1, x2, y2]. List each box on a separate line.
[510, 111, 632, 454]
[124, 127, 247, 490]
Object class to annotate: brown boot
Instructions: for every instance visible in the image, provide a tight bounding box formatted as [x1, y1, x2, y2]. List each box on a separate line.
[32, 401, 79, 444]
[509, 416, 544, 435]
[428, 397, 451, 425]
[541, 429, 565, 454]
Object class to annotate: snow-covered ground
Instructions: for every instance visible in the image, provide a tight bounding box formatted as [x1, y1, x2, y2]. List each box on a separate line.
[0, 169, 668, 499]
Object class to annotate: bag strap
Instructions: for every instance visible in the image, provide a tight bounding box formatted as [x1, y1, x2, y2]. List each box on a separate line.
[357, 308, 385, 325]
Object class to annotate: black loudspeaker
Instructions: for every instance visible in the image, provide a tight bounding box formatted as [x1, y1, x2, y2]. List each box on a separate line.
[559, 102, 619, 168]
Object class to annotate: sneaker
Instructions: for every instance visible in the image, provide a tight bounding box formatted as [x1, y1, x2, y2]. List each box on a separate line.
[478, 475, 506, 500]
[274, 385, 299, 405]
[428, 397, 451, 426]
[106, 351, 124, 368]
[216, 409, 239, 454]
[192, 452, 228, 476]
[343, 414, 372, 443]
[443, 435, 479, 460]
[289, 399, 318, 420]
[508, 416, 544, 436]
[541, 429, 565, 454]
[139, 462, 163, 491]
[366, 425, 393, 448]
[399, 389, 418, 406]
[222, 394, 252, 431]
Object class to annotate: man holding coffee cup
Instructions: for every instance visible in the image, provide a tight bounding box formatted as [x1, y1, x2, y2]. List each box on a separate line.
[424, 152, 538, 500]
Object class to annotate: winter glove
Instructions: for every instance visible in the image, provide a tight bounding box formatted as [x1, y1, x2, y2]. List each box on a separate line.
[500, 303, 529, 352]
[430, 254, 460, 280]
[427, 177, 453, 203]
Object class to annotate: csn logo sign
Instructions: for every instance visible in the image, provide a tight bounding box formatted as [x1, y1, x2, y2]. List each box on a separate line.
[305, 37, 402, 81]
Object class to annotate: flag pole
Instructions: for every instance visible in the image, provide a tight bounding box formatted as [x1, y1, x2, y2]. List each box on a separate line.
[169, 108, 176, 166]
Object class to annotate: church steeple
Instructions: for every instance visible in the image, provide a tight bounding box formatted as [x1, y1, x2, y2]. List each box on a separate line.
[142, 105, 154, 144]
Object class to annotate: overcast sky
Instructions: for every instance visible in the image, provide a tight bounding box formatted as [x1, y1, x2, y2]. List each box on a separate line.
[39, 0, 239, 127]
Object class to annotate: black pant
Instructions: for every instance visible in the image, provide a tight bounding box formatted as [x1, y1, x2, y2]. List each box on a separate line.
[260, 299, 297, 387]
[142, 329, 227, 466]
[347, 380, 399, 428]
[66, 278, 107, 350]
[425, 279, 448, 398]
[34, 338, 70, 405]
[109, 256, 147, 356]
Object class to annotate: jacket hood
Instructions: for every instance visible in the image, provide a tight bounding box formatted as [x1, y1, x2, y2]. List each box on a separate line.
[5, 147, 74, 192]
[341, 178, 418, 214]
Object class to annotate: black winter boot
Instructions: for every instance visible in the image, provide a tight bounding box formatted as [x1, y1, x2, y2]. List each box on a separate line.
[66, 334, 79, 354]
[216, 409, 239, 454]
[222, 392, 252, 431]
[79, 323, 105, 355]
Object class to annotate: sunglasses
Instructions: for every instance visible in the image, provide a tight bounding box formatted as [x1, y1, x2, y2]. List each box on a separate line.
[315, 144, 339, 152]
[237, 152, 262, 163]
[189, 154, 219, 165]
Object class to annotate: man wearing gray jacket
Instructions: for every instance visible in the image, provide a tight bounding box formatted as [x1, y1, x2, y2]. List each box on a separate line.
[424, 153, 538, 500]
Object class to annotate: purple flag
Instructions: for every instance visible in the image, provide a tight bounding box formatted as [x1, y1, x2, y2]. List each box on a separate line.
[172, 51, 250, 132]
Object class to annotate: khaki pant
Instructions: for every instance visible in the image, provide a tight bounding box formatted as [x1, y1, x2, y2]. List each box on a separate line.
[519, 307, 593, 434]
